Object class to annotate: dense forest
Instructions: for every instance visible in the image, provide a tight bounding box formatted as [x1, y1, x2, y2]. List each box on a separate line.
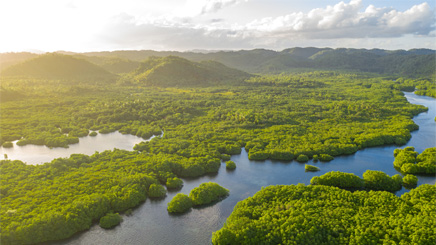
[212, 184, 436, 244]
[0, 51, 435, 244]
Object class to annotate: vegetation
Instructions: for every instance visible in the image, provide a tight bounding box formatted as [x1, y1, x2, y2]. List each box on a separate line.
[403, 174, 418, 188]
[148, 183, 166, 198]
[318, 154, 334, 162]
[189, 182, 229, 206]
[296, 154, 309, 163]
[311, 170, 402, 192]
[0, 52, 434, 244]
[0, 151, 166, 244]
[123, 56, 251, 87]
[166, 177, 183, 189]
[225, 160, 236, 170]
[2, 142, 13, 148]
[167, 193, 193, 213]
[304, 164, 320, 172]
[310, 171, 364, 190]
[394, 147, 436, 174]
[1, 53, 116, 81]
[363, 170, 403, 192]
[212, 184, 436, 244]
[89, 131, 98, 136]
[99, 213, 122, 229]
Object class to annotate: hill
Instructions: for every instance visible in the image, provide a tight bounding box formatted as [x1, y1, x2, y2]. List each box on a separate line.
[0, 53, 116, 81]
[127, 56, 252, 86]
[81, 48, 436, 77]
[1, 48, 434, 77]
[0, 52, 38, 71]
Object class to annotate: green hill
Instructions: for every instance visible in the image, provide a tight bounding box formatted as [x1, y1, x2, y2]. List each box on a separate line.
[128, 56, 252, 86]
[0, 52, 38, 71]
[1, 53, 116, 81]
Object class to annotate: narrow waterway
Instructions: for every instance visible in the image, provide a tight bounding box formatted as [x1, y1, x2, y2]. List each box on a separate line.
[47, 92, 435, 245]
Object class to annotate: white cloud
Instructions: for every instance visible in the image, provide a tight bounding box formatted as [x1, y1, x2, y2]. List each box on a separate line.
[97, 0, 435, 51]
[246, 0, 435, 39]
[176, 0, 247, 17]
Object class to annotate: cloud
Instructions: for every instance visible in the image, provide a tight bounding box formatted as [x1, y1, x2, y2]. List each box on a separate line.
[246, 0, 435, 39]
[97, 0, 436, 51]
[176, 0, 247, 17]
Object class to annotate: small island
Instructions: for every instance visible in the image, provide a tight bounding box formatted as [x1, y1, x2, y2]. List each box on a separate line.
[305, 164, 320, 172]
[167, 193, 193, 213]
[225, 160, 236, 170]
[189, 182, 229, 206]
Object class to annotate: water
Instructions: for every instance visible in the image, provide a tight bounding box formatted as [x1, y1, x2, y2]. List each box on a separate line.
[0, 132, 147, 165]
[4, 93, 435, 245]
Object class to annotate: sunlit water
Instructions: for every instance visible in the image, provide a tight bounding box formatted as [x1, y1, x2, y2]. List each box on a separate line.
[0, 132, 148, 165]
[3, 93, 435, 245]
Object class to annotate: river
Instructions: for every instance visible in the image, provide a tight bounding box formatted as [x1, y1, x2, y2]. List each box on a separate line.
[3, 92, 435, 245]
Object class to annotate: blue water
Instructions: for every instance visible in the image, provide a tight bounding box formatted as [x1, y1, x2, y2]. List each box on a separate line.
[47, 92, 435, 245]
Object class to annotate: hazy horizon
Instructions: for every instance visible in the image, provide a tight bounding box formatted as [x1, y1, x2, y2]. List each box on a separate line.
[1, 0, 435, 53]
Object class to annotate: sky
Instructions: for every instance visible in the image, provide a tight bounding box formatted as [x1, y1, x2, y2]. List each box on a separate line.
[0, 0, 435, 53]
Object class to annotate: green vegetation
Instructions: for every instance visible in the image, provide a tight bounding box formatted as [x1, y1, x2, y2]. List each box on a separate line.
[310, 171, 364, 190]
[148, 183, 166, 198]
[311, 170, 402, 192]
[189, 182, 229, 206]
[122, 56, 251, 87]
[225, 160, 236, 170]
[89, 131, 98, 136]
[1, 53, 116, 81]
[2, 142, 13, 148]
[212, 184, 436, 244]
[318, 154, 334, 162]
[99, 213, 122, 229]
[304, 164, 320, 172]
[167, 193, 193, 213]
[166, 177, 183, 189]
[0, 52, 434, 244]
[296, 154, 309, 163]
[394, 147, 436, 174]
[403, 174, 418, 189]
[363, 170, 403, 192]
[0, 150, 173, 244]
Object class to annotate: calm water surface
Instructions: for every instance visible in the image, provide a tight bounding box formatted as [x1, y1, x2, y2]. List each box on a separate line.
[5, 93, 435, 245]
[0, 132, 147, 165]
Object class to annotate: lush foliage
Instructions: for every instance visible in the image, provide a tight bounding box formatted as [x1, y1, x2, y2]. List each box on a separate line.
[2, 142, 13, 148]
[99, 213, 122, 229]
[167, 193, 193, 213]
[362, 170, 403, 192]
[0, 150, 173, 245]
[403, 174, 418, 188]
[148, 183, 166, 198]
[189, 182, 229, 206]
[212, 184, 436, 244]
[310, 171, 364, 190]
[304, 164, 320, 172]
[318, 154, 334, 162]
[225, 160, 236, 170]
[394, 147, 436, 174]
[166, 177, 183, 189]
[0, 64, 433, 244]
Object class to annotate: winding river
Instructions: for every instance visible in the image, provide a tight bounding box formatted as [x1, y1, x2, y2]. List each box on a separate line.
[3, 92, 435, 245]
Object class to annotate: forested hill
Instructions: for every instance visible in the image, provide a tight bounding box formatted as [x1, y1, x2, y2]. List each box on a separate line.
[124, 56, 252, 86]
[77, 48, 436, 77]
[0, 53, 116, 81]
[1, 48, 434, 77]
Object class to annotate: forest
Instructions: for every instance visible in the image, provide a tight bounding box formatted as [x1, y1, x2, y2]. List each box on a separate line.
[0, 52, 435, 244]
[212, 184, 436, 244]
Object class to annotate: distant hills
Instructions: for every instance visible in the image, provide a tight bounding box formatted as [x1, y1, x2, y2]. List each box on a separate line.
[0, 53, 116, 81]
[73, 48, 436, 77]
[1, 48, 434, 78]
[127, 56, 252, 86]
